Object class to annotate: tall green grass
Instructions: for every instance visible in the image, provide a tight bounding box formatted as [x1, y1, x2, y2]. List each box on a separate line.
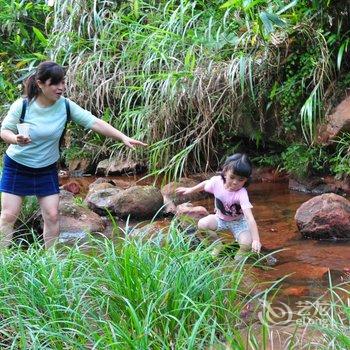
[0, 224, 264, 349]
[44, 0, 336, 176]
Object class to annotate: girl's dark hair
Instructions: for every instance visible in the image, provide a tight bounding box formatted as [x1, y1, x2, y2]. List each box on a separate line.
[221, 153, 253, 187]
[24, 61, 65, 101]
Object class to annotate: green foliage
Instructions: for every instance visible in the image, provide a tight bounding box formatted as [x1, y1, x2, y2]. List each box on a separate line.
[0, 0, 50, 106]
[252, 153, 282, 168]
[282, 143, 328, 178]
[0, 0, 349, 178]
[61, 145, 92, 162]
[16, 196, 39, 226]
[330, 132, 350, 179]
[0, 227, 268, 348]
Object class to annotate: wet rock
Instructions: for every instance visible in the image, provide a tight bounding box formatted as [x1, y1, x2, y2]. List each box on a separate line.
[67, 158, 90, 174]
[62, 181, 81, 194]
[88, 182, 116, 193]
[289, 177, 350, 195]
[295, 193, 350, 240]
[85, 187, 122, 215]
[252, 167, 288, 183]
[58, 197, 105, 240]
[175, 202, 209, 221]
[289, 178, 333, 194]
[96, 158, 146, 175]
[161, 178, 210, 214]
[175, 202, 209, 231]
[129, 221, 168, 241]
[317, 94, 350, 144]
[59, 189, 75, 202]
[112, 185, 164, 219]
[88, 177, 116, 190]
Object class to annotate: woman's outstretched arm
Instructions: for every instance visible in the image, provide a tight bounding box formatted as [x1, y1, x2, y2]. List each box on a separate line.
[90, 119, 147, 149]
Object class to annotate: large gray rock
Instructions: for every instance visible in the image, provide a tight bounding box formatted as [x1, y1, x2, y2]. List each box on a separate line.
[58, 192, 105, 242]
[112, 185, 163, 219]
[295, 193, 350, 240]
[85, 184, 163, 219]
[85, 187, 122, 215]
[96, 158, 146, 175]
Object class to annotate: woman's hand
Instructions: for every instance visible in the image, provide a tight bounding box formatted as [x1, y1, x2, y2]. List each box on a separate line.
[175, 187, 193, 196]
[121, 136, 147, 149]
[16, 135, 31, 146]
[251, 240, 262, 253]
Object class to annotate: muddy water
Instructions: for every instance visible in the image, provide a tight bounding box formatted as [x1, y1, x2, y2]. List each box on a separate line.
[62, 176, 350, 301]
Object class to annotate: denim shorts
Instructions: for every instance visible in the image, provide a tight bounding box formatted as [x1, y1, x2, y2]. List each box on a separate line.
[216, 216, 249, 240]
[0, 154, 59, 197]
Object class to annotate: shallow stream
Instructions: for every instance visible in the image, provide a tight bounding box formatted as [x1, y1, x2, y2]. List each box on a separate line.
[63, 176, 350, 306]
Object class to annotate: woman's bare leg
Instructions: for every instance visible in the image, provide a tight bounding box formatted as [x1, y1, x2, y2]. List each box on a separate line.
[0, 193, 23, 248]
[38, 194, 60, 249]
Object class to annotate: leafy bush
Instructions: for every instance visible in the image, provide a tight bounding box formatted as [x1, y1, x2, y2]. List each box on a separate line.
[0, 0, 50, 107]
[330, 133, 350, 179]
[282, 143, 328, 178]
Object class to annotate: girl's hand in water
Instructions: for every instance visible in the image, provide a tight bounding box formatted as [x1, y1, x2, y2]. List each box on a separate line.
[122, 136, 147, 149]
[175, 187, 193, 196]
[16, 135, 31, 146]
[251, 240, 262, 253]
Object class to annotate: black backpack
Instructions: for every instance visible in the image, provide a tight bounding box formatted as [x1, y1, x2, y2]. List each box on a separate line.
[20, 97, 71, 151]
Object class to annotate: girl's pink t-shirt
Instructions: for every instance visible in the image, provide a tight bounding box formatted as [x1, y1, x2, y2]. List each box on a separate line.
[204, 175, 253, 221]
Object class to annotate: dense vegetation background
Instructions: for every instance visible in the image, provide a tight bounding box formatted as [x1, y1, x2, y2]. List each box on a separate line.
[1, 0, 349, 179]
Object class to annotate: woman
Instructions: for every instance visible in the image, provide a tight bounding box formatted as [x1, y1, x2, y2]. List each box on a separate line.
[0, 61, 146, 248]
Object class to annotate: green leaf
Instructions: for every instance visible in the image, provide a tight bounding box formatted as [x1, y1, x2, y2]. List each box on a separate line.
[265, 12, 286, 27]
[32, 27, 47, 45]
[277, 0, 298, 15]
[337, 39, 349, 70]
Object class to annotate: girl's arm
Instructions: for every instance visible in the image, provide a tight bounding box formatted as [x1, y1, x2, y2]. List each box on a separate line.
[175, 181, 207, 196]
[90, 119, 147, 148]
[242, 207, 262, 253]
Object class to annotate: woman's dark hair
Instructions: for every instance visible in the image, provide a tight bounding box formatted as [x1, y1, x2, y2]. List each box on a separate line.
[220, 153, 253, 187]
[24, 61, 65, 101]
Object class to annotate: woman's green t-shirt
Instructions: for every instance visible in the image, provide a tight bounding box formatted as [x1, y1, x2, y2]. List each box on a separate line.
[1, 97, 97, 168]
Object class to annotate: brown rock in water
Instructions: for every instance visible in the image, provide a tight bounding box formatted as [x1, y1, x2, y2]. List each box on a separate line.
[62, 181, 81, 194]
[289, 176, 350, 195]
[112, 185, 163, 219]
[85, 187, 122, 215]
[161, 178, 211, 214]
[175, 203, 209, 221]
[295, 193, 350, 240]
[317, 94, 350, 144]
[57, 195, 105, 243]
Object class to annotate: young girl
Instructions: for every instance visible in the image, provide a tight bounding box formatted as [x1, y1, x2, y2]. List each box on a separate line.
[176, 153, 261, 260]
[0, 61, 146, 249]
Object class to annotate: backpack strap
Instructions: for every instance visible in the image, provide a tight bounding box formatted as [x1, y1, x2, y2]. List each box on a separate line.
[64, 98, 71, 122]
[20, 98, 28, 123]
[59, 98, 71, 151]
